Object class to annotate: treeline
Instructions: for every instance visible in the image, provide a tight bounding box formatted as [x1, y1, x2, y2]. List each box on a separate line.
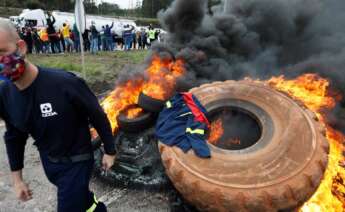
[0, 0, 221, 18]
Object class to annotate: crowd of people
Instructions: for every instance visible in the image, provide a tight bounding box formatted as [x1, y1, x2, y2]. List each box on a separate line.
[19, 14, 163, 54]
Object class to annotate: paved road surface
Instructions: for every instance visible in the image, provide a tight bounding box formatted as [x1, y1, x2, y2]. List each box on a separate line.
[0, 123, 171, 212]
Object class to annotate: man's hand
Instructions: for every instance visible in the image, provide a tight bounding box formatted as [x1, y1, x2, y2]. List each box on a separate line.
[14, 181, 32, 202]
[12, 170, 32, 202]
[102, 154, 116, 171]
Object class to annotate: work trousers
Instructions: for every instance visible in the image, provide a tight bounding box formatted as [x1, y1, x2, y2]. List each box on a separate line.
[39, 151, 106, 212]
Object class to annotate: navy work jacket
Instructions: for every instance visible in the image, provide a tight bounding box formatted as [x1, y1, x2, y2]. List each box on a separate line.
[155, 93, 211, 158]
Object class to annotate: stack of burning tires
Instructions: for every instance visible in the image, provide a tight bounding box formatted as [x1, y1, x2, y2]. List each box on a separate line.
[93, 80, 329, 211]
[93, 91, 170, 189]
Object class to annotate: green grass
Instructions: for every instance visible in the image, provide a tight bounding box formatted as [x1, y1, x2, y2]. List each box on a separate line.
[28, 51, 148, 93]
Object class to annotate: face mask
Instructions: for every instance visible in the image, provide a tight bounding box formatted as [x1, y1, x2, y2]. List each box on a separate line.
[0, 50, 25, 82]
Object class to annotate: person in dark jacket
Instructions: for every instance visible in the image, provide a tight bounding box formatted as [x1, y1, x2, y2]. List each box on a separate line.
[141, 29, 147, 49]
[122, 25, 134, 51]
[32, 28, 42, 54]
[104, 22, 114, 51]
[46, 13, 61, 53]
[82, 29, 91, 52]
[0, 20, 116, 212]
[72, 23, 80, 52]
[90, 22, 99, 54]
[22, 27, 33, 54]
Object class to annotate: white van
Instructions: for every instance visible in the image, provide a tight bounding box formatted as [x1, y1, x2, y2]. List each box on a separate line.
[17, 9, 137, 35]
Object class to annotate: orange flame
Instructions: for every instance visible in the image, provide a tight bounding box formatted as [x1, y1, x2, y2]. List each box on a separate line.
[126, 107, 143, 119]
[99, 55, 185, 133]
[266, 73, 345, 211]
[101, 77, 144, 133]
[268, 74, 336, 112]
[208, 118, 224, 144]
[143, 55, 185, 100]
[229, 138, 241, 145]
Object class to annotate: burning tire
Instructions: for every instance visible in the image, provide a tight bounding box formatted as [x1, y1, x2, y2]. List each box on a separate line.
[117, 105, 154, 133]
[159, 80, 329, 211]
[138, 92, 166, 113]
[93, 129, 170, 189]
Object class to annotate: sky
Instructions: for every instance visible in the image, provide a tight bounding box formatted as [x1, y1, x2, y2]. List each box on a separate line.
[96, 0, 143, 9]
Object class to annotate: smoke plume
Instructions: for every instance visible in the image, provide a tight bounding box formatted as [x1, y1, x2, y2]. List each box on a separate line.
[151, 0, 345, 133]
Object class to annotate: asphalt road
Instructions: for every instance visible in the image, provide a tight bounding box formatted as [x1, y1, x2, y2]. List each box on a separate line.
[0, 123, 171, 212]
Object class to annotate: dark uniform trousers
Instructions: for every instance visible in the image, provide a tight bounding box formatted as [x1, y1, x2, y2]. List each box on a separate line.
[40, 151, 107, 212]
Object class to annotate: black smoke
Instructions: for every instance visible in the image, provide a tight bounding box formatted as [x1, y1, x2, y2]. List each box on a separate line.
[152, 0, 345, 133]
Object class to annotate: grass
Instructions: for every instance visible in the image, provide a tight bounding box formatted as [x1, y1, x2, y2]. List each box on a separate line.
[28, 50, 148, 93]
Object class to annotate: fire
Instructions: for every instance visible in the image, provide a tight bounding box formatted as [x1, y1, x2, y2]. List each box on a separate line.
[266, 73, 345, 211]
[125, 107, 143, 119]
[94, 52, 345, 210]
[208, 118, 224, 144]
[268, 74, 336, 113]
[229, 138, 241, 145]
[99, 55, 185, 133]
[143, 55, 185, 100]
[101, 78, 144, 133]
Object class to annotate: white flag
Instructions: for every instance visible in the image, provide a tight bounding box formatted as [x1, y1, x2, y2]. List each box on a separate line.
[75, 0, 86, 33]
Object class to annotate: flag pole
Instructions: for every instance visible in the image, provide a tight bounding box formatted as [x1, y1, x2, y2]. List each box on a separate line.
[80, 32, 85, 79]
[75, 0, 86, 79]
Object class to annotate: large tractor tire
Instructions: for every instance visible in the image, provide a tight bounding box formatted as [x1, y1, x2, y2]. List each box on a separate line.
[159, 80, 329, 212]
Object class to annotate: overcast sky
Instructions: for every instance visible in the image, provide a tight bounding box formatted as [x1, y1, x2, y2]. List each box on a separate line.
[96, 0, 143, 9]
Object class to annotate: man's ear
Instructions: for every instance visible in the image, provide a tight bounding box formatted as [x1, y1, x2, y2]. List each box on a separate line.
[16, 40, 27, 56]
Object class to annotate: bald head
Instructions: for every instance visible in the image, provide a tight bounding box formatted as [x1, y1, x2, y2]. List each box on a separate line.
[0, 19, 20, 44]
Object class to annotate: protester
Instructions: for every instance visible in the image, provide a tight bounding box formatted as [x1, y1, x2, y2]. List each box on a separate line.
[10, 18, 163, 54]
[82, 28, 90, 52]
[32, 28, 42, 54]
[131, 30, 136, 49]
[123, 25, 134, 51]
[62, 23, 73, 52]
[22, 27, 33, 54]
[39, 28, 50, 53]
[72, 24, 80, 52]
[46, 13, 61, 53]
[0, 19, 116, 212]
[140, 29, 147, 50]
[148, 25, 156, 46]
[90, 21, 99, 54]
[136, 30, 142, 50]
[104, 22, 114, 51]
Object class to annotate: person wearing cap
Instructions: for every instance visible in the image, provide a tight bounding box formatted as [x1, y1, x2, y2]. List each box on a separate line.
[0, 20, 116, 212]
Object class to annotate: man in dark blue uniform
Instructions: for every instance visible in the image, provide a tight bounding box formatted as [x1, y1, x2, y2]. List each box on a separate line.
[0, 20, 116, 212]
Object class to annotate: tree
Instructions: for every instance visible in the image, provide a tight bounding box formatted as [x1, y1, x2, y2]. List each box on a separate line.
[141, 0, 173, 18]
[98, 2, 121, 16]
[26, 0, 45, 9]
[84, 0, 98, 14]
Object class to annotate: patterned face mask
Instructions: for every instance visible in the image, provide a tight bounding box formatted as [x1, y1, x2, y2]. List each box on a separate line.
[0, 50, 25, 82]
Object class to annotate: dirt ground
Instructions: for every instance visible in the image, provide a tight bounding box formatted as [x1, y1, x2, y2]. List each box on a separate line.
[0, 122, 172, 212]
